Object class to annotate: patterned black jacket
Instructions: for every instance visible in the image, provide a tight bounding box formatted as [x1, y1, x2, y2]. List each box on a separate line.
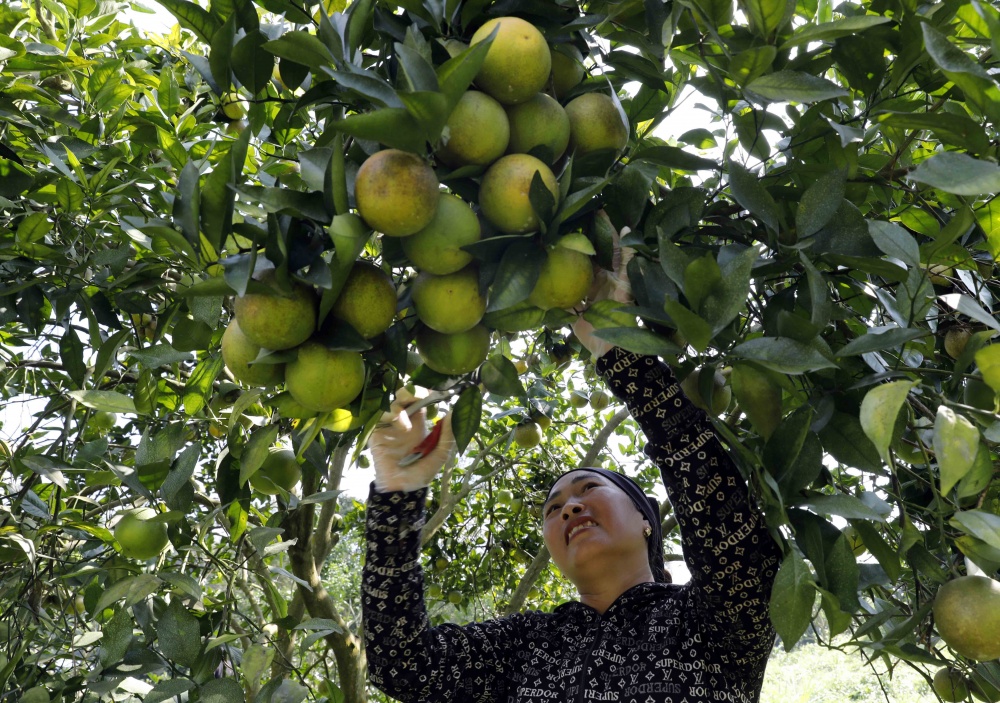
[362, 348, 782, 703]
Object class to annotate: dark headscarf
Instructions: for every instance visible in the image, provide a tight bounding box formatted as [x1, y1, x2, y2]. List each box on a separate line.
[545, 467, 667, 583]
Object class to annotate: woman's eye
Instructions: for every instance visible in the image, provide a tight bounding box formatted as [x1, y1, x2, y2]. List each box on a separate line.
[546, 504, 560, 515]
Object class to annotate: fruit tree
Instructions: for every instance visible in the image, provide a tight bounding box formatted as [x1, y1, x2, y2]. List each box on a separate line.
[1, 0, 999, 701]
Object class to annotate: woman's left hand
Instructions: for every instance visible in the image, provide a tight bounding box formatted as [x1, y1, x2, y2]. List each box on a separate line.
[572, 223, 635, 360]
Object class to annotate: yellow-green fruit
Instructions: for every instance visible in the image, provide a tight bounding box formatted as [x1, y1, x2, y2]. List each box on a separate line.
[355, 149, 440, 237]
[479, 154, 559, 233]
[91, 410, 117, 432]
[416, 325, 490, 375]
[680, 368, 732, 415]
[401, 194, 481, 275]
[569, 391, 589, 408]
[590, 391, 610, 410]
[933, 576, 1000, 661]
[285, 342, 365, 412]
[434, 557, 449, 572]
[233, 270, 317, 350]
[222, 319, 285, 386]
[934, 668, 971, 703]
[565, 92, 629, 156]
[527, 245, 594, 310]
[221, 92, 248, 120]
[330, 261, 397, 339]
[447, 590, 463, 605]
[324, 408, 363, 433]
[550, 44, 585, 98]
[114, 507, 168, 560]
[411, 266, 486, 333]
[438, 91, 510, 167]
[513, 421, 542, 448]
[530, 410, 552, 431]
[470, 17, 551, 105]
[506, 93, 570, 163]
[249, 448, 301, 495]
[730, 363, 782, 439]
[945, 327, 972, 359]
[427, 584, 444, 598]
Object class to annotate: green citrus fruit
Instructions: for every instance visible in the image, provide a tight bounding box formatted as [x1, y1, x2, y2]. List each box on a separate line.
[550, 44, 585, 98]
[285, 342, 365, 412]
[530, 409, 552, 431]
[513, 421, 542, 448]
[249, 448, 302, 495]
[470, 17, 551, 105]
[506, 93, 570, 163]
[565, 92, 629, 156]
[934, 667, 972, 702]
[221, 92, 248, 120]
[945, 327, 972, 359]
[221, 318, 285, 387]
[527, 244, 594, 310]
[434, 557, 449, 572]
[933, 575, 1000, 661]
[437, 91, 510, 167]
[324, 408, 362, 433]
[680, 368, 732, 415]
[233, 269, 317, 351]
[427, 584, 444, 598]
[355, 149, 440, 237]
[479, 154, 559, 233]
[569, 391, 589, 408]
[416, 325, 490, 375]
[590, 391, 610, 410]
[401, 193, 481, 275]
[843, 525, 866, 556]
[114, 507, 168, 560]
[91, 410, 117, 432]
[330, 261, 397, 339]
[411, 266, 486, 333]
[447, 590, 463, 605]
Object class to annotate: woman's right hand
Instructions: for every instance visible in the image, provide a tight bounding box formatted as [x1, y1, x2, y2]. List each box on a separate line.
[368, 388, 455, 493]
[572, 222, 635, 360]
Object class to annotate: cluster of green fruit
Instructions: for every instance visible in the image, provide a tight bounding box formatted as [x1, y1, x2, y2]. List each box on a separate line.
[929, 575, 1000, 701]
[219, 16, 631, 412]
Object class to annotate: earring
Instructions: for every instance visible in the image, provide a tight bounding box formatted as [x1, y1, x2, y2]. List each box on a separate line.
[643, 526, 652, 538]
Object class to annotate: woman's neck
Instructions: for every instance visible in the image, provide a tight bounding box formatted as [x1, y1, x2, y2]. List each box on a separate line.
[575, 564, 654, 614]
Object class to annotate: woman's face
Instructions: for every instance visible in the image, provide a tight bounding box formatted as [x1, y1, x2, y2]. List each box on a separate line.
[541, 471, 650, 583]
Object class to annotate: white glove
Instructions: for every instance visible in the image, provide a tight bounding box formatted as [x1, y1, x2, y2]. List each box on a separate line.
[368, 388, 455, 493]
[572, 223, 635, 359]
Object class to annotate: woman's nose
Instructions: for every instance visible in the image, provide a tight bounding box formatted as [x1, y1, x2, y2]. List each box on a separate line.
[561, 503, 583, 519]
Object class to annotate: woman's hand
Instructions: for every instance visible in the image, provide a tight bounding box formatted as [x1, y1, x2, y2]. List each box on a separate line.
[572, 222, 635, 360]
[368, 388, 455, 493]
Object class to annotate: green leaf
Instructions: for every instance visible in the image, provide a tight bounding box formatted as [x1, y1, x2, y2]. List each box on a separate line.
[630, 145, 718, 171]
[479, 356, 524, 398]
[99, 608, 133, 667]
[818, 412, 881, 472]
[976, 344, 1000, 392]
[739, 0, 795, 38]
[59, 327, 86, 388]
[487, 241, 543, 312]
[56, 179, 84, 214]
[745, 71, 848, 103]
[482, 301, 546, 332]
[859, 380, 914, 464]
[239, 424, 280, 487]
[835, 328, 928, 357]
[331, 108, 426, 154]
[592, 327, 682, 357]
[875, 111, 990, 154]
[157, 600, 201, 667]
[529, 171, 556, 227]
[437, 37, 493, 108]
[731, 337, 837, 374]
[727, 160, 780, 232]
[701, 244, 757, 333]
[731, 363, 782, 439]
[779, 15, 892, 49]
[232, 30, 274, 95]
[824, 534, 860, 613]
[183, 355, 224, 415]
[868, 220, 920, 268]
[198, 677, 244, 703]
[398, 90, 450, 142]
[236, 186, 329, 222]
[395, 42, 439, 92]
[729, 46, 777, 87]
[910, 152, 1000, 196]
[684, 254, 721, 312]
[802, 492, 891, 522]
[663, 299, 712, 352]
[940, 294, 1000, 332]
[451, 385, 482, 454]
[769, 549, 815, 650]
[933, 405, 979, 495]
[583, 300, 639, 330]
[146, 680, 195, 703]
[16, 212, 52, 243]
[155, 0, 221, 43]
[263, 32, 335, 71]
[68, 390, 136, 414]
[975, 197, 1000, 260]
[951, 510, 1000, 552]
[796, 169, 845, 238]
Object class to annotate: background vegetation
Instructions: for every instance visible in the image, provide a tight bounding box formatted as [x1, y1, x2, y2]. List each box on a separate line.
[1, 0, 998, 700]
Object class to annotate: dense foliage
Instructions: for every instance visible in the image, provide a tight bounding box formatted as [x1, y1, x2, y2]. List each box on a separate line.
[1, 0, 999, 700]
